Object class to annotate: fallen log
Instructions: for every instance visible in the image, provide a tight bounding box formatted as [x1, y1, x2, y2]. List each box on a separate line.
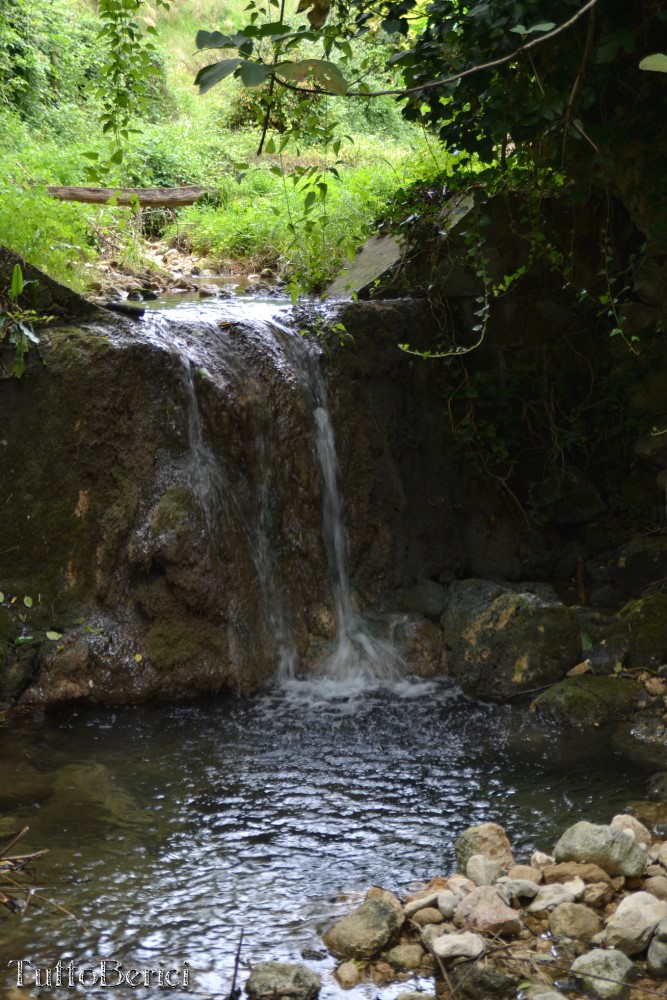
[45, 185, 207, 207]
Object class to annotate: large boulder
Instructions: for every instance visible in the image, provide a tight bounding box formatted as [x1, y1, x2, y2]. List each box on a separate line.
[441, 582, 580, 701]
[590, 595, 667, 669]
[323, 889, 404, 959]
[554, 821, 647, 876]
[532, 676, 645, 726]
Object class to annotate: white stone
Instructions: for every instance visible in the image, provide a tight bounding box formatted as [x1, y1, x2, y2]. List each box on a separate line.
[447, 874, 475, 899]
[526, 883, 576, 913]
[466, 853, 503, 886]
[531, 850, 555, 869]
[431, 931, 486, 962]
[603, 891, 667, 955]
[436, 890, 458, 918]
[404, 892, 440, 917]
[563, 876, 586, 900]
[496, 876, 539, 901]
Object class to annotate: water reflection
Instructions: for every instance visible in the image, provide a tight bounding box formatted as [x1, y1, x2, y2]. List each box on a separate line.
[0, 679, 648, 998]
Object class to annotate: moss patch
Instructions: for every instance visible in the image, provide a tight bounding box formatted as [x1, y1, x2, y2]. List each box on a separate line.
[146, 620, 226, 671]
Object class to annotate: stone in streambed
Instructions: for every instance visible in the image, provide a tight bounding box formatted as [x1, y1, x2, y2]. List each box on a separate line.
[455, 822, 514, 872]
[466, 853, 503, 885]
[603, 891, 667, 954]
[436, 889, 458, 917]
[526, 883, 578, 913]
[453, 885, 522, 936]
[430, 931, 486, 962]
[496, 876, 539, 901]
[334, 962, 360, 989]
[404, 891, 439, 916]
[323, 889, 404, 958]
[548, 902, 602, 941]
[610, 813, 651, 847]
[570, 948, 634, 1000]
[411, 907, 443, 926]
[384, 943, 424, 970]
[554, 820, 647, 876]
[543, 862, 612, 885]
[246, 963, 320, 1000]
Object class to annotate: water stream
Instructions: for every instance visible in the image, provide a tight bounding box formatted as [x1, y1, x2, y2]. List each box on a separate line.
[0, 297, 652, 998]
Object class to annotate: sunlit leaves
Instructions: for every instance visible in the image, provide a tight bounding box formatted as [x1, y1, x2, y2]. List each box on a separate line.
[277, 58, 347, 94]
[640, 53, 667, 73]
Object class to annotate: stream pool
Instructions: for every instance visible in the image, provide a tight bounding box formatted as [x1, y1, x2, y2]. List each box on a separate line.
[0, 677, 650, 999]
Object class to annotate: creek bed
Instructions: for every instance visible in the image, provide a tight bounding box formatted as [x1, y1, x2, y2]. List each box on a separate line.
[0, 678, 649, 998]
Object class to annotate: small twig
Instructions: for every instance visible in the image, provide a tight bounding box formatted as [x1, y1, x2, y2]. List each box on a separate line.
[0, 826, 31, 858]
[225, 929, 245, 1000]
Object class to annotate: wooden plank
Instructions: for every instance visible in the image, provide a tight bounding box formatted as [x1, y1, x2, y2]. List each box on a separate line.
[45, 185, 207, 207]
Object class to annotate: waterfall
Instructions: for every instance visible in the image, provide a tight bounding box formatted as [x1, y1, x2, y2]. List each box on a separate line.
[278, 323, 403, 683]
[149, 302, 401, 685]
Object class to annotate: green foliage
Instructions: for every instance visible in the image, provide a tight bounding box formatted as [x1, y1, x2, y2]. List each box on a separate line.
[0, 265, 45, 378]
[0, 0, 101, 120]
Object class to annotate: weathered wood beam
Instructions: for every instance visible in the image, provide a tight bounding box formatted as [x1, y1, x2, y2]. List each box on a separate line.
[45, 185, 207, 207]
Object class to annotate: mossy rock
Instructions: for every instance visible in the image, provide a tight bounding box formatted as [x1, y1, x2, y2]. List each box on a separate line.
[592, 594, 667, 669]
[442, 583, 581, 702]
[146, 620, 227, 671]
[533, 675, 645, 726]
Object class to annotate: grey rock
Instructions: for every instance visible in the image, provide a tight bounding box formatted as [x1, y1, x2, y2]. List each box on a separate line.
[655, 914, 667, 941]
[466, 853, 503, 886]
[570, 948, 634, 1000]
[323, 889, 404, 959]
[246, 963, 320, 1000]
[554, 821, 648, 876]
[496, 876, 539, 901]
[527, 883, 577, 913]
[436, 890, 458, 918]
[431, 931, 486, 962]
[603, 891, 667, 954]
[648, 937, 667, 978]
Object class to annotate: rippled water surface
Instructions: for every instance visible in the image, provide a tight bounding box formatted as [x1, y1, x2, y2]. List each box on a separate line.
[0, 679, 649, 998]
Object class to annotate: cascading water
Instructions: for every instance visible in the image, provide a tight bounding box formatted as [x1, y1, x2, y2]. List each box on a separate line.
[148, 299, 402, 685]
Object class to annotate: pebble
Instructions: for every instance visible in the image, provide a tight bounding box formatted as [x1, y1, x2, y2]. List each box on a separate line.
[436, 890, 458, 918]
[527, 883, 577, 913]
[334, 962, 360, 988]
[411, 907, 443, 926]
[548, 902, 602, 941]
[610, 813, 652, 847]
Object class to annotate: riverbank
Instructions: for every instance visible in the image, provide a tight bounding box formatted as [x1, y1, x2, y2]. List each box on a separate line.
[304, 816, 667, 1000]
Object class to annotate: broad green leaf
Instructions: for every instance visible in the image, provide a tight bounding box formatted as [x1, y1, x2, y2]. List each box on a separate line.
[256, 21, 291, 37]
[46, 631, 62, 641]
[195, 58, 242, 94]
[0, 593, 3, 602]
[196, 29, 234, 49]
[23, 595, 33, 608]
[9, 264, 23, 302]
[240, 60, 270, 86]
[278, 59, 347, 94]
[86, 625, 105, 634]
[14, 636, 34, 645]
[640, 53, 667, 72]
[303, 190, 316, 210]
[264, 136, 277, 154]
